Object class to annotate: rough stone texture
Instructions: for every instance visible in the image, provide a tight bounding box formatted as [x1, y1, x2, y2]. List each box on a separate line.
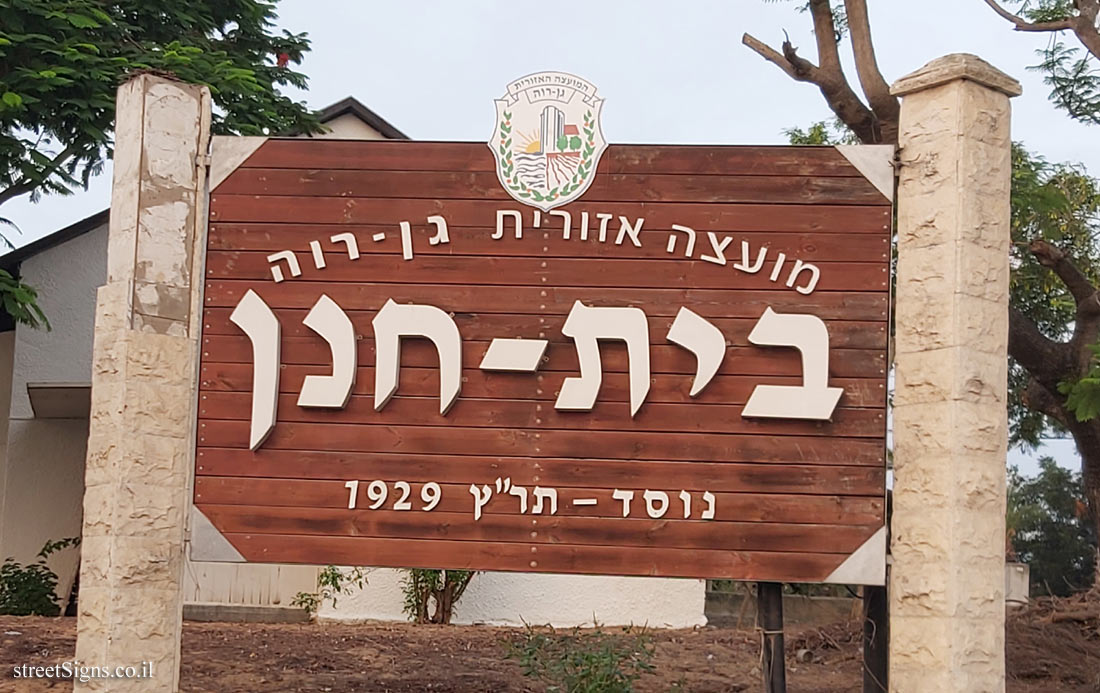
[890, 56, 1018, 692]
[74, 75, 209, 692]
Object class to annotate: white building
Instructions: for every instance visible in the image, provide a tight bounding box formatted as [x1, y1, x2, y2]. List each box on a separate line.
[0, 97, 705, 627]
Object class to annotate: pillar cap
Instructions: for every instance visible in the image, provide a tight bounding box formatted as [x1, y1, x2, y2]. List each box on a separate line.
[891, 53, 1022, 98]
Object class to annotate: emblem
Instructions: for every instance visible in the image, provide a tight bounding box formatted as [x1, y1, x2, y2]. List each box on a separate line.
[489, 71, 608, 211]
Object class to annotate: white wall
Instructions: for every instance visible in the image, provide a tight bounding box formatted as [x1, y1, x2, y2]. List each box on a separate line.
[0, 222, 107, 601]
[319, 569, 706, 628]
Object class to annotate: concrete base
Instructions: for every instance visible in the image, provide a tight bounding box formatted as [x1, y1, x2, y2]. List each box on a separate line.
[183, 603, 311, 624]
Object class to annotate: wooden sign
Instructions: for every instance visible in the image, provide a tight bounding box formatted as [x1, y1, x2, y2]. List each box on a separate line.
[192, 134, 891, 584]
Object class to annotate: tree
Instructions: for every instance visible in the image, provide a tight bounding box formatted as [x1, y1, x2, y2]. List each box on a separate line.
[0, 0, 323, 326]
[1008, 458, 1097, 595]
[743, 0, 1100, 565]
[982, 0, 1100, 125]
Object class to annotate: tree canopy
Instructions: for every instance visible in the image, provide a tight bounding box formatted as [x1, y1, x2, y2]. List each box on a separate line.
[0, 0, 322, 327]
[0, 0, 322, 214]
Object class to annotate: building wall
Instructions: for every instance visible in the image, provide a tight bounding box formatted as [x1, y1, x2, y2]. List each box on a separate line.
[0, 222, 107, 601]
[319, 569, 707, 628]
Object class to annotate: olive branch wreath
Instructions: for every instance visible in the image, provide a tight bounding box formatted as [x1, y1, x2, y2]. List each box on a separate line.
[496, 110, 597, 203]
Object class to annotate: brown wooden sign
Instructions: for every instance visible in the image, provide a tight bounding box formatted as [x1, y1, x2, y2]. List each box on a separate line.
[193, 139, 890, 584]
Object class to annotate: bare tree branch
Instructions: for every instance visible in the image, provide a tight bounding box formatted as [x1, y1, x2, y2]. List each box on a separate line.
[808, 0, 844, 70]
[1009, 306, 1071, 384]
[741, 28, 882, 142]
[1029, 239, 1099, 304]
[1023, 377, 1071, 428]
[982, 0, 1075, 31]
[843, 0, 899, 141]
[742, 33, 801, 81]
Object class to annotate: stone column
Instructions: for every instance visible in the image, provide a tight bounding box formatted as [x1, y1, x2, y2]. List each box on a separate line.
[75, 74, 210, 692]
[889, 55, 1020, 692]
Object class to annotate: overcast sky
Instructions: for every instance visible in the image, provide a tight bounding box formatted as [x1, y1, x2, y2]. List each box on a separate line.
[3, 0, 1097, 474]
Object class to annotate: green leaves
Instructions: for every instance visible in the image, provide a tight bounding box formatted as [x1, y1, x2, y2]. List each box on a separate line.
[0, 268, 48, 329]
[0, 0, 324, 218]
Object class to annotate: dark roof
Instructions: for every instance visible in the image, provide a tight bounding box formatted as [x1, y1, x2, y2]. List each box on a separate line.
[316, 97, 408, 140]
[0, 209, 108, 273]
[0, 96, 406, 271]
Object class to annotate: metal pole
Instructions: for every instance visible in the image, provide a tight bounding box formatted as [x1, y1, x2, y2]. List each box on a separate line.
[757, 581, 787, 693]
[862, 583, 888, 692]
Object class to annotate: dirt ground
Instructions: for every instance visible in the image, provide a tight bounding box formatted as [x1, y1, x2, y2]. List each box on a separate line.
[0, 602, 1096, 692]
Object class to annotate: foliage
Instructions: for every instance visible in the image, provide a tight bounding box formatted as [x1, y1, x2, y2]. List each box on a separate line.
[1007, 459, 1097, 595]
[1008, 145, 1100, 445]
[0, 0, 324, 212]
[0, 268, 48, 328]
[782, 119, 859, 145]
[0, 536, 79, 616]
[400, 568, 474, 624]
[291, 565, 367, 617]
[1003, 0, 1100, 125]
[507, 624, 656, 693]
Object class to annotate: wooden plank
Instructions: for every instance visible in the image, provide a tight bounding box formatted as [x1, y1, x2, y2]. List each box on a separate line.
[197, 421, 885, 464]
[196, 449, 884, 488]
[209, 195, 892, 233]
[199, 504, 878, 554]
[221, 532, 849, 581]
[195, 478, 882, 523]
[199, 392, 885, 438]
[208, 224, 891, 263]
[214, 169, 886, 205]
[203, 280, 890, 320]
[199, 364, 888, 408]
[199, 335, 887, 378]
[234, 140, 873, 178]
[204, 251, 888, 292]
[201, 308, 889, 349]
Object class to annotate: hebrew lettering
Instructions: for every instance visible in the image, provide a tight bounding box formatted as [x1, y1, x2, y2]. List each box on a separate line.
[494, 209, 523, 239]
[643, 490, 669, 518]
[297, 295, 356, 408]
[666, 307, 725, 397]
[266, 250, 301, 283]
[372, 298, 463, 414]
[742, 307, 843, 420]
[665, 224, 697, 257]
[531, 486, 558, 514]
[555, 301, 651, 416]
[612, 489, 634, 517]
[614, 216, 644, 247]
[309, 240, 326, 269]
[330, 232, 360, 260]
[399, 221, 414, 260]
[427, 215, 450, 246]
[469, 484, 492, 521]
[700, 232, 733, 266]
[230, 289, 280, 450]
[549, 210, 571, 239]
[733, 241, 767, 273]
[786, 259, 821, 295]
[701, 491, 716, 520]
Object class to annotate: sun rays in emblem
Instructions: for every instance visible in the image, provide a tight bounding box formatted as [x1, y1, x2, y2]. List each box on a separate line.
[516, 130, 541, 154]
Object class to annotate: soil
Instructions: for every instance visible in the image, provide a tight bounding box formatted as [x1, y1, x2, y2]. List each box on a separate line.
[0, 602, 1095, 692]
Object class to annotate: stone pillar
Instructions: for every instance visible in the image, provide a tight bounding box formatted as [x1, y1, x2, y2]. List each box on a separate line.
[889, 55, 1020, 692]
[75, 74, 210, 692]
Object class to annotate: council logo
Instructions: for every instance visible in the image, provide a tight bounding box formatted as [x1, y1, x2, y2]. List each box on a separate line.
[488, 71, 608, 211]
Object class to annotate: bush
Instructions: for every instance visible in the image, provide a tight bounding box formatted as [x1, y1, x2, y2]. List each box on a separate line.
[0, 537, 80, 616]
[507, 624, 656, 693]
[291, 565, 367, 617]
[400, 568, 474, 624]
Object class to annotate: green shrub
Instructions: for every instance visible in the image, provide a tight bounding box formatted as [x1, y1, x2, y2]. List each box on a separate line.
[400, 568, 474, 624]
[291, 565, 367, 616]
[507, 624, 656, 693]
[0, 537, 80, 616]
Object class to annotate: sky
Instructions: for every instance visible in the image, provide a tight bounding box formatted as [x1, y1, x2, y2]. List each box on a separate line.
[3, 0, 1098, 475]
